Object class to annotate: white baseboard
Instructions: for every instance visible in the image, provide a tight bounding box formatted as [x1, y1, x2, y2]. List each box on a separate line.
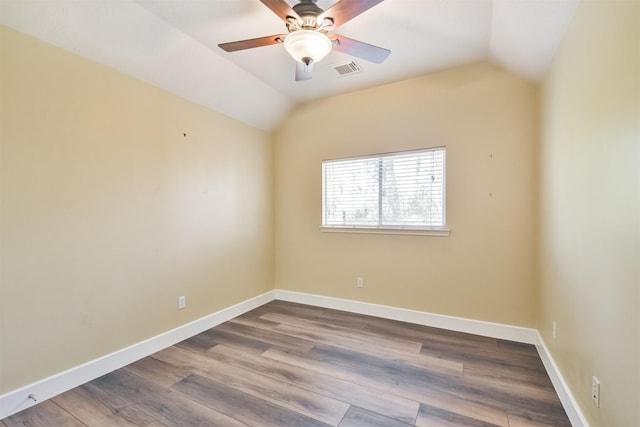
[2, 289, 585, 427]
[535, 332, 589, 427]
[0, 290, 275, 419]
[274, 290, 539, 344]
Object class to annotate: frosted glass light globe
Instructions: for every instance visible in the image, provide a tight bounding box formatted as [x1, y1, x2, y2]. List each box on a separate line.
[284, 30, 332, 65]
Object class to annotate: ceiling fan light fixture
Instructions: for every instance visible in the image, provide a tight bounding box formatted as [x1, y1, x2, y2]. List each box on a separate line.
[283, 30, 332, 65]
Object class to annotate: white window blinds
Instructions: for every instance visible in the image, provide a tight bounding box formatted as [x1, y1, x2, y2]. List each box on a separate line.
[322, 148, 446, 229]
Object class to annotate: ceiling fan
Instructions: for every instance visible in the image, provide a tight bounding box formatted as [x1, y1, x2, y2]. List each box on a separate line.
[218, 0, 390, 81]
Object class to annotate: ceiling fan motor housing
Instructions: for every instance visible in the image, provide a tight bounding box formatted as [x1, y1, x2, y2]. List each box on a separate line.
[292, 0, 325, 28]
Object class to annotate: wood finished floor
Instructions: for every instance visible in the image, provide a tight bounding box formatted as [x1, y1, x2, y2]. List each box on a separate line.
[2, 301, 571, 427]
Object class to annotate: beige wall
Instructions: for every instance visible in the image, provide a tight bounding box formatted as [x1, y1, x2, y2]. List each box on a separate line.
[3, 2, 638, 423]
[274, 63, 538, 327]
[0, 26, 274, 393]
[538, 1, 640, 425]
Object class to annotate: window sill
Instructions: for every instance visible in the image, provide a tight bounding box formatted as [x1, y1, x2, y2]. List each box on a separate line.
[320, 226, 450, 237]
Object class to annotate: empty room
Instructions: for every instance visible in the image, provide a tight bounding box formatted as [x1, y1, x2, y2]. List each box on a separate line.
[0, 0, 638, 426]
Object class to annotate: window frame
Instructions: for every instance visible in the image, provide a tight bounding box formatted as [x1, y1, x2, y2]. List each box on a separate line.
[321, 147, 449, 236]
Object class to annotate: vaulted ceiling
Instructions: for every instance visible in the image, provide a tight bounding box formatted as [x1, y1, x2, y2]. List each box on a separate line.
[0, 0, 579, 130]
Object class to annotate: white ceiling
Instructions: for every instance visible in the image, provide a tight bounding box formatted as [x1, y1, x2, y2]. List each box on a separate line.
[0, 0, 579, 130]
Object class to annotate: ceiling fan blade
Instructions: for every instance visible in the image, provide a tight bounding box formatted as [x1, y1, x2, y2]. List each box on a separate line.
[319, 0, 384, 29]
[331, 34, 390, 64]
[218, 34, 287, 52]
[295, 61, 314, 81]
[259, 0, 301, 22]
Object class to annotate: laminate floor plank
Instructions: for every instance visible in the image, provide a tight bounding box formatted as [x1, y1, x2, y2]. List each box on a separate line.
[153, 346, 350, 426]
[365, 345, 464, 376]
[92, 369, 247, 427]
[462, 368, 560, 405]
[271, 321, 424, 363]
[362, 318, 500, 350]
[51, 384, 166, 427]
[337, 406, 414, 427]
[214, 321, 316, 352]
[262, 346, 393, 392]
[497, 339, 541, 355]
[177, 327, 272, 355]
[266, 343, 462, 397]
[409, 387, 510, 426]
[259, 301, 424, 338]
[462, 359, 553, 389]
[125, 355, 191, 388]
[172, 374, 330, 427]
[262, 345, 487, 418]
[262, 301, 497, 347]
[2, 400, 86, 427]
[257, 301, 410, 339]
[264, 343, 565, 425]
[227, 313, 281, 331]
[415, 403, 504, 427]
[2, 301, 571, 427]
[421, 340, 545, 373]
[261, 313, 464, 375]
[262, 302, 515, 365]
[262, 312, 424, 354]
[507, 412, 565, 427]
[207, 344, 420, 424]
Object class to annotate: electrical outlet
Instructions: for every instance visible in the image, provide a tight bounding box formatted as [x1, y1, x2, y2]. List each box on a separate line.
[356, 277, 364, 288]
[178, 296, 186, 310]
[552, 321, 557, 340]
[592, 376, 600, 407]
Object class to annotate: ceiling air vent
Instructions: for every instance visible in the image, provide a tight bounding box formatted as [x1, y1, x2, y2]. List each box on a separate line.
[331, 60, 361, 77]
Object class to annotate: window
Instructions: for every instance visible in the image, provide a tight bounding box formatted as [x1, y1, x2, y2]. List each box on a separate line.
[322, 148, 446, 233]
